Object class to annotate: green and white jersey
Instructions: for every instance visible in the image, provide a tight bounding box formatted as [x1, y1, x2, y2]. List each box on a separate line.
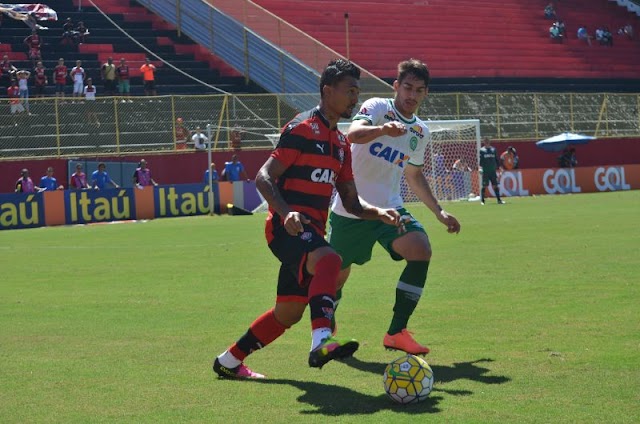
[331, 97, 430, 218]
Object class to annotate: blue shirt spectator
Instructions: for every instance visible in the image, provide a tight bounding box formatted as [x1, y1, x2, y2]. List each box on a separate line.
[204, 162, 219, 185]
[91, 163, 119, 190]
[222, 154, 249, 182]
[40, 167, 64, 190]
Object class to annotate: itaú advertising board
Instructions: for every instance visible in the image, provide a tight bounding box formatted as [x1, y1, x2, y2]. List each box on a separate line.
[0, 182, 262, 230]
[487, 165, 639, 197]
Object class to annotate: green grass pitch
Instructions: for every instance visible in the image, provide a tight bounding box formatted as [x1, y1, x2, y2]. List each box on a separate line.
[1, 191, 639, 423]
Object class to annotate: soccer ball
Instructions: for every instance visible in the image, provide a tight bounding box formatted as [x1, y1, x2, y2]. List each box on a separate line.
[383, 354, 434, 404]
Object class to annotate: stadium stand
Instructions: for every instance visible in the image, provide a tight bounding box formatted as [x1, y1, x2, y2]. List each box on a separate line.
[252, 0, 640, 91]
[0, 0, 262, 95]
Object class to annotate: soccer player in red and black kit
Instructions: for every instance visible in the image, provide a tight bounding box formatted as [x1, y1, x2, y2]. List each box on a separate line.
[213, 59, 403, 379]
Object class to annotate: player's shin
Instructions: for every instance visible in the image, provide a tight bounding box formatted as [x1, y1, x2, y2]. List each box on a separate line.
[221, 308, 288, 368]
[308, 253, 341, 349]
[388, 261, 429, 335]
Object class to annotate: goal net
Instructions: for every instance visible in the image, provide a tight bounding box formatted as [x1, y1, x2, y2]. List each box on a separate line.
[405, 119, 481, 202]
[252, 119, 481, 212]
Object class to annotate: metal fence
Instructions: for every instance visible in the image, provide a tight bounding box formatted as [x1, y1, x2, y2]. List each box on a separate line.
[1, 92, 638, 159]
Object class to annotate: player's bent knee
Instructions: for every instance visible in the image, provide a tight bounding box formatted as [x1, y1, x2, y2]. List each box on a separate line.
[274, 302, 306, 327]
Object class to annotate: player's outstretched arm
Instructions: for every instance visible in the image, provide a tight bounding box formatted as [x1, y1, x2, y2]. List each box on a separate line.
[347, 119, 406, 144]
[404, 164, 461, 234]
[335, 180, 401, 226]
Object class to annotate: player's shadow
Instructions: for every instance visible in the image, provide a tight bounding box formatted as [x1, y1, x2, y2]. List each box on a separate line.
[339, 357, 511, 396]
[255, 377, 443, 415]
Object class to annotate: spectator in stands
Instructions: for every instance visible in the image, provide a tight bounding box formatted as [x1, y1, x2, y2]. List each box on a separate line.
[70, 164, 91, 190]
[140, 58, 157, 98]
[550, 23, 563, 43]
[101, 57, 117, 97]
[61, 17, 76, 46]
[558, 148, 578, 168]
[133, 159, 158, 188]
[500, 146, 519, 170]
[53, 58, 68, 99]
[618, 23, 633, 40]
[91, 163, 120, 190]
[595, 27, 604, 44]
[556, 20, 566, 38]
[84, 78, 99, 126]
[229, 126, 242, 151]
[33, 60, 47, 98]
[24, 29, 42, 68]
[8, 79, 25, 123]
[174, 117, 190, 150]
[0, 54, 17, 88]
[15, 168, 42, 193]
[116, 58, 131, 102]
[544, 3, 556, 19]
[192, 126, 209, 150]
[76, 21, 88, 44]
[602, 27, 613, 46]
[221, 154, 249, 182]
[40, 166, 64, 190]
[70, 60, 85, 100]
[16, 69, 30, 114]
[204, 162, 219, 185]
[577, 26, 592, 46]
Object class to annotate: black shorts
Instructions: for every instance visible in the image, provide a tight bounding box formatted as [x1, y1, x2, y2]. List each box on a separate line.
[104, 79, 116, 92]
[482, 171, 499, 187]
[268, 224, 330, 302]
[144, 80, 155, 91]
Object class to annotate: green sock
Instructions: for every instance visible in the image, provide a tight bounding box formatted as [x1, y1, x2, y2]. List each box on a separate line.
[388, 261, 429, 335]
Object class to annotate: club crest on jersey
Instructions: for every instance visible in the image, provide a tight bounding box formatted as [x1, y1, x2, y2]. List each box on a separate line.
[409, 125, 424, 139]
[384, 110, 397, 122]
[311, 168, 336, 183]
[369, 142, 410, 167]
[311, 122, 320, 135]
[356, 107, 371, 118]
[410, 136, 418, 151]
[338, 148, 345, 164]
[337, 132, 347, 146]
[300, 231, 313, 241]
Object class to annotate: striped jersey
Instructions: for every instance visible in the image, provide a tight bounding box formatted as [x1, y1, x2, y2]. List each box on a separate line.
[266, 107, 353, 241]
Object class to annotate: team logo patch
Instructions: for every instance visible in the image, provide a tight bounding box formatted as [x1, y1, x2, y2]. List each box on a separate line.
[409, 125, 424, 138]
[410, 136, 418, 151]
[339, 148, 345, 164]
[384, 110, 397, 121]
[311, 122, 320, 135]
[300, 231, 313, 241]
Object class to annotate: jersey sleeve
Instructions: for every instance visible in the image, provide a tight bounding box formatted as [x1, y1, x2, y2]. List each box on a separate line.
[270, 124, 303, 168]
[336, 143, 354, 184]
[352, 97, 387, 126]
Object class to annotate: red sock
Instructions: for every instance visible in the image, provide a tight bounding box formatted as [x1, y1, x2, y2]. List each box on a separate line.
[229, 308, 288, 361]
[308, 253, 341, 330]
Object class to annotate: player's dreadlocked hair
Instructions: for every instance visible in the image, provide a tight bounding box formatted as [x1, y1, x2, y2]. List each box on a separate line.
[397, 59, 430, 87]
[319, 59, 361, 97]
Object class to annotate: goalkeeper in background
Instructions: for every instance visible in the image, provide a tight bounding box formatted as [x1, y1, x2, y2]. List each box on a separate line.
[479, 137, 505, 205]
[328, 59, 461, 356]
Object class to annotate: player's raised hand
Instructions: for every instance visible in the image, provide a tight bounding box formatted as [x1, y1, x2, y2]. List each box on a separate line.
[382, 121, 406, 137]
[437, 209, 461, 234]
[284, 211, 310, 236]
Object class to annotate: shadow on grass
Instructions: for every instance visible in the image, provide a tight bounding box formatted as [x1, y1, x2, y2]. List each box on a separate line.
[255, 377, 443, 415]
[339, 356, 511, 396]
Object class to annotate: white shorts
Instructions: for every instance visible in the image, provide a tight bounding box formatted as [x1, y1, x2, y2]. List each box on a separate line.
[11, 103, 25, 114]
[73, 81, 84, 94]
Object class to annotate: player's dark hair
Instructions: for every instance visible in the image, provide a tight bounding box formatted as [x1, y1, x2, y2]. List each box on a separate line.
[397, 59, 430, 87]
[319, 59, 361, 96]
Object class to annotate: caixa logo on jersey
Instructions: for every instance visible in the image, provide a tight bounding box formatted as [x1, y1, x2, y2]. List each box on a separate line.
[594, 166, 630, 192]
[543, 169, 581, 194]
[311, 168, 336, 183]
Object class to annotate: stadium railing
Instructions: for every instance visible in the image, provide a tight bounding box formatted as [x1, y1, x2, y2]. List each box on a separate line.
[0, 92, 638, 160]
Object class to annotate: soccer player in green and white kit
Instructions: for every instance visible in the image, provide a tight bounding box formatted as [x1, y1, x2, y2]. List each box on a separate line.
[328, 59, 461, 355]
[479, 137, 505, 205]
